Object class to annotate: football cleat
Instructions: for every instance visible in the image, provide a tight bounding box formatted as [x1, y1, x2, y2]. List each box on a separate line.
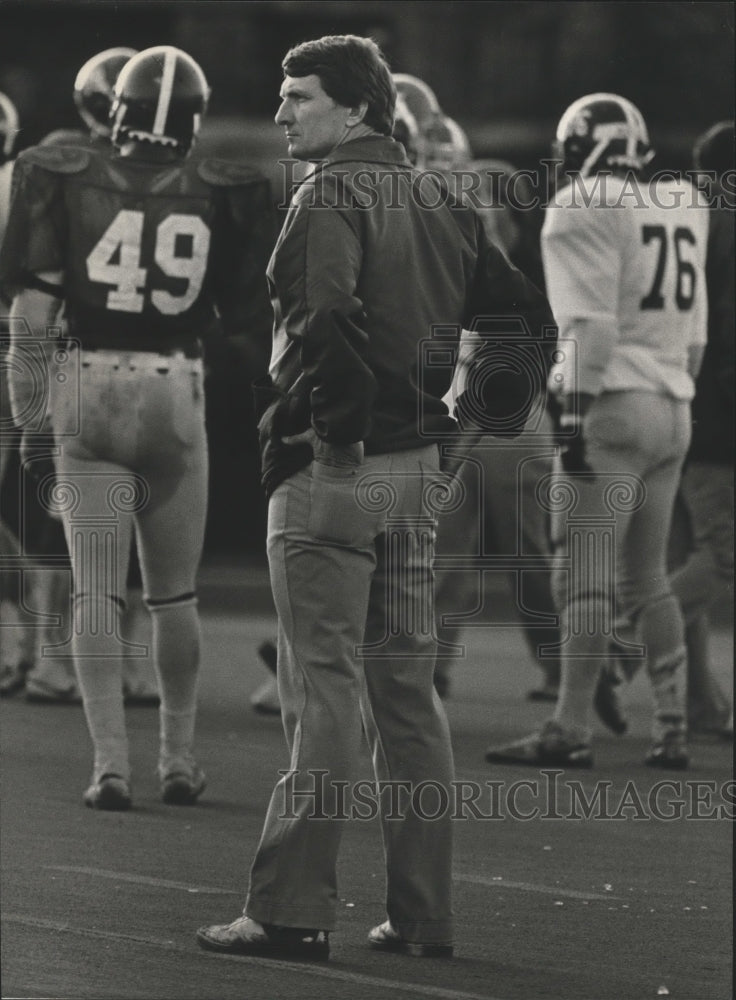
[554, 93, 655, 178]
[159, 756, 206, 805]
[485, 720, 594, 768]
[0, 91, 19, 164]
[644, 730, 689, 771]
[111, 45, 210, 153]
[73, 47, 137, 138]
[84, 773, 132, 811]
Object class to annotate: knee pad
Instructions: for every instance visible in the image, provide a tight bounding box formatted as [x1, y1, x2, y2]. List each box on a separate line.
[72, 591, 126, 633]
[144, 591, 198, 613]
[73, 591, 126, 613]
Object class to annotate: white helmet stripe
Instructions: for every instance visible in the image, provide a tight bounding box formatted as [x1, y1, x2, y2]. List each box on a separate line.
[618, 94, 637, 163]
[152, 48, 177, 137]
[0, 92, 19, 158]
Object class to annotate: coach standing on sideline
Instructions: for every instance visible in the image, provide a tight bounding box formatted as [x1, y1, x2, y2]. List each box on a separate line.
[197, 34, 554, 962]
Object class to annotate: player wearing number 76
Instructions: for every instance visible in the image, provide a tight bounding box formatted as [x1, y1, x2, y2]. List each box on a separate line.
[0, 46, 274, 809]
[485, 94, 709, 770]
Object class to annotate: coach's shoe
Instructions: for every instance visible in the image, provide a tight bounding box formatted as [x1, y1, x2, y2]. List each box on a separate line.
[84, 773, 132, 811]
[160, 758, 206, 805]
[196, 916, 329, 961]
[644, 729, 689, 770]
[368, 920, 453, 958]
[485, 720, 593, 768]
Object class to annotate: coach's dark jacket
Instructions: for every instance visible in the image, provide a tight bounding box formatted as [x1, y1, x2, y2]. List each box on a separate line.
[255, 134, 555, 497]
[689, 196, 735, 464]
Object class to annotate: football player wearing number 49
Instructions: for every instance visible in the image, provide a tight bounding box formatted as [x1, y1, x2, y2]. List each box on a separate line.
[485, 94, 709, 771]
[0, 45, 275, 810]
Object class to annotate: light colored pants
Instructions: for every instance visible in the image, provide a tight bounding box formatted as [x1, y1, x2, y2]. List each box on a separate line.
[246, 445, 455, 944]
[670, 462, 733, 726]
[670, 462, 734, 625]
[435, 408, 559, 684]
[551, 391, 691, 695]
[51, 350, 208, 604]
[50, 349, 208, 778]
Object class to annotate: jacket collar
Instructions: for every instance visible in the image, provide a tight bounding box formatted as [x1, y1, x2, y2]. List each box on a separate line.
[319, 134, 410, 169]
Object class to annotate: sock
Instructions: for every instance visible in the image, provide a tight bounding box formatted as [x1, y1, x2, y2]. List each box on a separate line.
[552, 597, 609, 742]
[149, 598, 200, 772]
[553, 660, 598, 742]
[72, 594, 129, 781]
[28, 568, 76, 688]
[639, 594, 687, 740]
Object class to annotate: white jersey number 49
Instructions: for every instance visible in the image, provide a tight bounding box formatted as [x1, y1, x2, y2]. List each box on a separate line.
[86, 209, 210, 315]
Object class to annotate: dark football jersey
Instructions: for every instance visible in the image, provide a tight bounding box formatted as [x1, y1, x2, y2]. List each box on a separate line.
[0, 144, 275, 353]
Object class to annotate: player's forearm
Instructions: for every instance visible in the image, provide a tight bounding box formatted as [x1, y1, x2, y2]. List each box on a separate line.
[7, 280, 63, 428]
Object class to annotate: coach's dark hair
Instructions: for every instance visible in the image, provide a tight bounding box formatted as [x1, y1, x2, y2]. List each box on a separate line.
[282, 35, 396, 136]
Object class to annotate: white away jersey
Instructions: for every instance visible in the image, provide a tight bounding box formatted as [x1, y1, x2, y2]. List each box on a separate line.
[542, 174, 709, 399]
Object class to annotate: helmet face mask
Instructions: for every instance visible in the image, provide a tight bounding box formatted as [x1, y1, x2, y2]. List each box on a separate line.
[111, 45, 210, 154]
[74, 47, 137, 138]
[0, 91, 19, 164]
[554, 93, 655, 178]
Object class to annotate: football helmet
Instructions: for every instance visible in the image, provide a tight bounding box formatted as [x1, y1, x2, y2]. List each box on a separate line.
[392, 73, 441, 130]
[110, 45, 210, 152]
[0, 91, 19, 164]
[554, 93, 654, 177]
[74, 47, 137, 138]
[393, 94, 424, 167]
[693, 120, 734, 175]
[424, 115, 471, 175]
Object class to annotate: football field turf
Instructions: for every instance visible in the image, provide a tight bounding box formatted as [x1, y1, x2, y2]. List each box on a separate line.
[1, 573, 732, 1000]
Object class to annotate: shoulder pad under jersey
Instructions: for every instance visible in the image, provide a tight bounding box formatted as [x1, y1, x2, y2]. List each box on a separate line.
[19, 143, 91, 175]
[197, 157, 266, 187]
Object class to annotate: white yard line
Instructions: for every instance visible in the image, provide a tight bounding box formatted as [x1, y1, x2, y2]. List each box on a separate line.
[454, 872, 621, 901]
[44, 865, 239, 894]
[4, 913, 504, 1000]
[45, 862, 620, 901]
